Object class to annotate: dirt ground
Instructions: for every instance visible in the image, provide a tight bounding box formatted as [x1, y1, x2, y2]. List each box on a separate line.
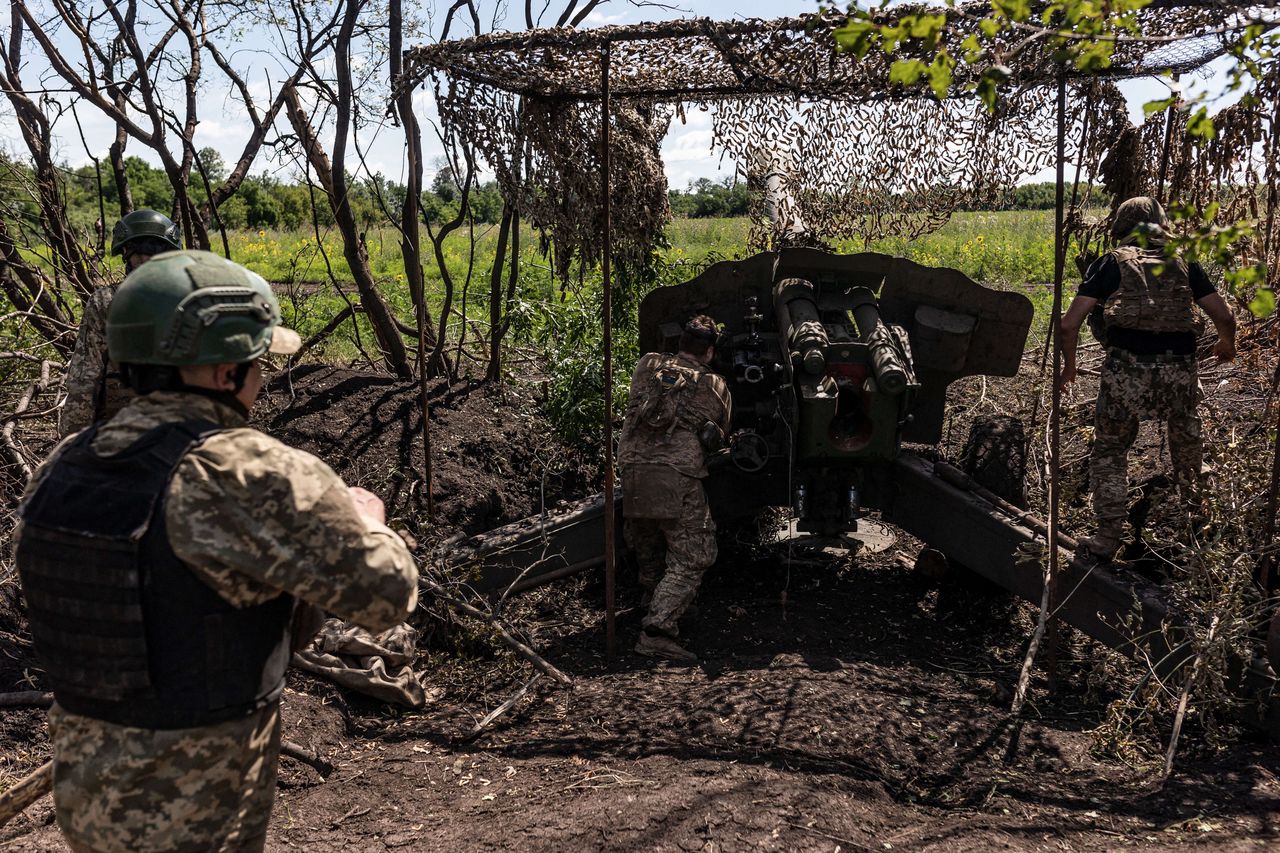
[2, 360, 1279, 851]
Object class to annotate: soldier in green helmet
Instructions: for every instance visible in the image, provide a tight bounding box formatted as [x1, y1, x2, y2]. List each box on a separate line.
[16, 251, 419, 852]
[58, 208, 184, 437]
[1059, 196, 1237, 559]
[619, 314, 732, 664]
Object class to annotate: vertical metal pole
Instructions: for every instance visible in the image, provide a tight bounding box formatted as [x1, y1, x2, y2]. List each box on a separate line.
[1047, 73, 1068, 681]
[391, 0, 433, 520]
[601, 42, 616, 661]
[1262, 395, 1280, 593]
[1156, 75, 1180, 205]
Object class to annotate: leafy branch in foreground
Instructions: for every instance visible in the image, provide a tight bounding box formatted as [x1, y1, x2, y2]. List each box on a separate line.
[828, 0, 1280, 315]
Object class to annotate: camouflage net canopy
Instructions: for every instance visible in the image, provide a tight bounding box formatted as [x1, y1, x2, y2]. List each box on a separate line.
[405, 3, 1280, 284]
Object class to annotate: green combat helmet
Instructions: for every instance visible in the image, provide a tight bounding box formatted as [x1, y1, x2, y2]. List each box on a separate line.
[110, 208, 183, 256]
[107, 250, 301, 366]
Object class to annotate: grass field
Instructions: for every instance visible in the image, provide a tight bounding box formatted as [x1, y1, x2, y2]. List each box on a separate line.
[216, 210, 1063, 361]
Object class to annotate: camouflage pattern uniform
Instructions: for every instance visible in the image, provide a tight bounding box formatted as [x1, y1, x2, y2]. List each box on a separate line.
[618, 352, 731, 637]
[59, 286, 134, 437]
[18, 392, 418, 852]
[1091, 245, 1203, 539]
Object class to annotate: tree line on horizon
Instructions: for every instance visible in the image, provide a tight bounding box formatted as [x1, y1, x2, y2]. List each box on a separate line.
[1, 151, 1076, 237]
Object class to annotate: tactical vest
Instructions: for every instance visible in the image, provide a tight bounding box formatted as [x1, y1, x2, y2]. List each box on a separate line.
[1103, 246, 1197, 334]
[630, 354, 706, 438]
[17, 419, 294, 729]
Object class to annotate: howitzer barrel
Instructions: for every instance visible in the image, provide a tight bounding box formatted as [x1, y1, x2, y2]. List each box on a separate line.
[774, 278, 828, 375]
[851, 295, 910, 396]
[868, 326, 910, 395]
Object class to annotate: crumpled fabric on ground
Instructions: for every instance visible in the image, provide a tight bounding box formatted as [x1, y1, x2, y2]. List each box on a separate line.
[292, 618, 432, 708]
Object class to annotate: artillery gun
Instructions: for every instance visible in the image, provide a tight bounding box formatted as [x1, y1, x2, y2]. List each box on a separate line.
[440, 248, 1280, 738]
[641, 247, 1030, 536]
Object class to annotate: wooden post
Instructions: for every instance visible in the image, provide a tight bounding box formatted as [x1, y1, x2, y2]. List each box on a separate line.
[601, 41, 616, 661]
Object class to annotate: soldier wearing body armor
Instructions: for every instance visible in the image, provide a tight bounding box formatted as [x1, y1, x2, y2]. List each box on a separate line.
[58, 208, 184, 437]
[619, 315, 732, 663]
[15, 250, 419, 852]
[1059, 196, 1237, 559]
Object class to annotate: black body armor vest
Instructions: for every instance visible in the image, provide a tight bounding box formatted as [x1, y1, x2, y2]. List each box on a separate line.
[16, 419, 294, 729]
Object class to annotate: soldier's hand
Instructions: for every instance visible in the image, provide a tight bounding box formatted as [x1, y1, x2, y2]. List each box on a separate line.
[1057, 364, 1077, 393]
[1213, 337, 1236, 364]
[349, 486, 387, 525]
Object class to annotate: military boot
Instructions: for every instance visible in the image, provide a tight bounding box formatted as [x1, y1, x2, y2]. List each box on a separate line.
[635, 627, 698, 664]
[1078, 528, 1123, 561]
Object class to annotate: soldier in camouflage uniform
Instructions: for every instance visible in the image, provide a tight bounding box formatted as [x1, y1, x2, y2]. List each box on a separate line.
[16, 250, 419, 852]
[1059, 196, 1237, 558]
[619, 315, 732, 663]
[59, 209, 183, 437]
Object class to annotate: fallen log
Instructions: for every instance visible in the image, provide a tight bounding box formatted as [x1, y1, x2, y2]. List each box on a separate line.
[0, 692, 52, 709]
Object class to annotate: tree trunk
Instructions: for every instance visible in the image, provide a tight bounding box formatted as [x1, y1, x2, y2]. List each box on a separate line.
[283, 84, 412, 379]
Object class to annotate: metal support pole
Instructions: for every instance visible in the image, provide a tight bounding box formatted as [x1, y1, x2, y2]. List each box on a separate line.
[391, 0, 432, 519]
[600, 42, 616, 661]
[1047, 73, 1068, 682]
[1156, 75, 1180, 205]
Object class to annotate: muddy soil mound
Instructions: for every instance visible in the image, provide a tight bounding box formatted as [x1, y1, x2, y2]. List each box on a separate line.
[256, 365, 595, 537]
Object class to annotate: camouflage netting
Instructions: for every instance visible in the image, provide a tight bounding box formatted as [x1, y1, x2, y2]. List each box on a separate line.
[405, 3, 1280, 287]
[711, 82, 1128, 249]
[435, 78, 671, 276]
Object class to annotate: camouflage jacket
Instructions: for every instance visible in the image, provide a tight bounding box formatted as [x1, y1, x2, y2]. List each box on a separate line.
[618, 352, 732, 479]
[58, 285, 134, 437]
[18, 391, 419, 852]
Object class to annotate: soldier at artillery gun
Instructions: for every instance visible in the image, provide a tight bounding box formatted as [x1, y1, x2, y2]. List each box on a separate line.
[59, 208, 184, 437]
[1058, 196, 1238, 560]
[619, 315, 732, 664]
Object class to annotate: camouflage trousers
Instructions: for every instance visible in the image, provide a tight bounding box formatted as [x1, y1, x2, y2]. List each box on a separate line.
[623, 475, 717, 638]
[48, 701, 281, 852]
[1092, 350, 1202, 536]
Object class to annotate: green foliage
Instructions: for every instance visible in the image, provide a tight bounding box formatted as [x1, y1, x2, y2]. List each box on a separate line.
[668, 177, 752, 219]
[829, 0, 1279, 317]
[1163, 202, 1270, 316]
[0, 153, 508, 242]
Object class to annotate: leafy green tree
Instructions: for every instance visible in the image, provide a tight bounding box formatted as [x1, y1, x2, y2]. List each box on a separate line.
[197, 147, 228, 184]
[431, 162, 459, 203]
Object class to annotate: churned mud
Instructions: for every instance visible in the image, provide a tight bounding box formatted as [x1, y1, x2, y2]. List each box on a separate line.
[3, 360, 1278, 851]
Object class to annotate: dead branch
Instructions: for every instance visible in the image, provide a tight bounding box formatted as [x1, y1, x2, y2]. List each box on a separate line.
[0, 762, 52, 829]
[280, 739, 334, 777]
[419, 573, 572, 686]
[464, 673, 540, 741]
[289, 305, 357, 366]
[424, 131, 477, 379]
[1163, 614, 1219, 780]
[391, 0, 438, 516]
[2, 360, 52, 486]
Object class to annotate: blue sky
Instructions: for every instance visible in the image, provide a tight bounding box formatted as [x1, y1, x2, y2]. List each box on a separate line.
[2, 0, 1221, 193]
